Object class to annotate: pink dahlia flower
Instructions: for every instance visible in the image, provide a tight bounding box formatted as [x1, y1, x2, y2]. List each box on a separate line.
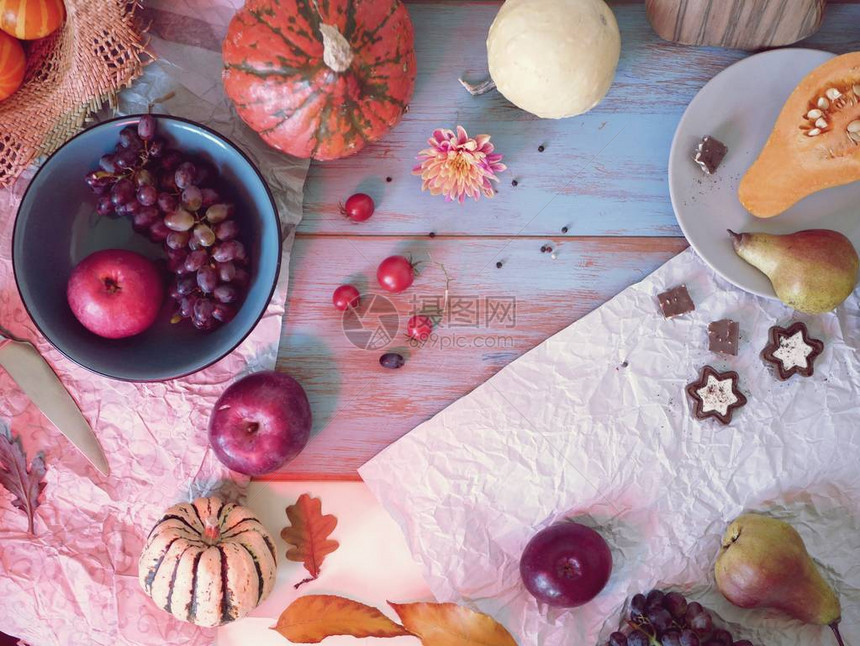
[412, 126, 506, 203]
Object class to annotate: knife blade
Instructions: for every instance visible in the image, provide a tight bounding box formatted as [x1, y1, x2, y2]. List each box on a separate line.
[0, 338, 110, 476]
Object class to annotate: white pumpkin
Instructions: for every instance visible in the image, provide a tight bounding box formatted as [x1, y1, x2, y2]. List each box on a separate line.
[138, 497, 277, 627]
[487, 0, 621, 119]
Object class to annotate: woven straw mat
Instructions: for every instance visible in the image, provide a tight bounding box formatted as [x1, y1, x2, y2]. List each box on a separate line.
[0, 0, 146, 188]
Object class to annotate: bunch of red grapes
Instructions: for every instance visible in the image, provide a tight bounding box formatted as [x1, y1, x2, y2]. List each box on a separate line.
[84, 115, 248, 331]
[606, 590, 754, 646]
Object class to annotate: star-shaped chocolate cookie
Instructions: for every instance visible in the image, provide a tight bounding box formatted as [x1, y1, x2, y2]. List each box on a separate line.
[761, 322, 824, 380]
[685, 365, 747, 425]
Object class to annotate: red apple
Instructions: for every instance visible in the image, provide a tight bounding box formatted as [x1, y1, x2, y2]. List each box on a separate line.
[519, 522, 612, 607]
[208, 371, 312, 476]
[67, 249, 164, 339]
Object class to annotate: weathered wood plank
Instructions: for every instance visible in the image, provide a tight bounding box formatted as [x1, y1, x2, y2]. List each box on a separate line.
[272, 235, 689, 477]
[299, 3, 860, 238]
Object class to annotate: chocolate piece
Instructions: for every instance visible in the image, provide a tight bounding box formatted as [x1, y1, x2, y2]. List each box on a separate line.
[686, 365, 747, 425]
[708, 319, 739, 355]
[761, 322, 823, 380]
[694, 136, 728, 174]
[657, 284, 695, 319]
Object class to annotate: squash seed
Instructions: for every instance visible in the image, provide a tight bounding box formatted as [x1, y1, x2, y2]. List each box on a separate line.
[825, 88, 842, 101]
[807, 128, 821, 136]
[815, 117, 828, 129]
[817, 97, 830, 110]
[847, 120, 860, 133]
[806, 109, 823, 119]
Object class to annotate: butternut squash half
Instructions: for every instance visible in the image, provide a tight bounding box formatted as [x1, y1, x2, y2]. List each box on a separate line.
[739, 52, 860, 218]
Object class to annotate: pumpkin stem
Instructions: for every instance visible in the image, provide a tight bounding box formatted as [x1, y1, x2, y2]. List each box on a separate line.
[319, 24, 353, 73]
[458, 76, 497, 96]
[202, 518, 221, 544]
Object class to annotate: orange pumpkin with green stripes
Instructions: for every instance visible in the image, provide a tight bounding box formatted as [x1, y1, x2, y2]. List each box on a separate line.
[0, 0, 65, 40]
[0, 29, 24, 100]
[222, 0, 416, 161]
[138, 497, 277, 627]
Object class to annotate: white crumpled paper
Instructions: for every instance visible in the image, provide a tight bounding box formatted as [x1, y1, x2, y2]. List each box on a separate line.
[360, 248, 860, 646]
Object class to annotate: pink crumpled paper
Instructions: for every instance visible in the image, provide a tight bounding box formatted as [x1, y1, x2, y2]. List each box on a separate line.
[0, 1, 309, 644]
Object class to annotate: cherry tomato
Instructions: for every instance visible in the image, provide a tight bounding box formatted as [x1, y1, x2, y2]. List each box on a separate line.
[332, 284, 360, 311]
[406, 315, 433, 341]
[377, 255, 415, 293]
[340, 193, 375, 222]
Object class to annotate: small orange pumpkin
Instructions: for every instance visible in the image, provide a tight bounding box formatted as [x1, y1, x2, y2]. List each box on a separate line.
[0, 29, 24, 100]
[0, 0, 65, 40]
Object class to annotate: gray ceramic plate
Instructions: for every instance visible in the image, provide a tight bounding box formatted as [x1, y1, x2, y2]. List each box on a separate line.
[669, 48, 859, 299]
[13, 115, 281, 381]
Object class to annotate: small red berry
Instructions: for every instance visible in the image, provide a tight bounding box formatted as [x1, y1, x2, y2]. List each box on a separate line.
[339, 193, 375, 222]
[406, 315, 434, 341]
[332, 284, 360, 311]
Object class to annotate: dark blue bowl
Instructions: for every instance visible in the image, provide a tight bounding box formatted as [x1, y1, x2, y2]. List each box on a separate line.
[13, 115, 281, 382]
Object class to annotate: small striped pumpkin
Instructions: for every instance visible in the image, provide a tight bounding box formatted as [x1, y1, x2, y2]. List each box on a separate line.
[0, 0, 65, 40]
[139, 497, 277, 627]
[0, 29, 24, 100]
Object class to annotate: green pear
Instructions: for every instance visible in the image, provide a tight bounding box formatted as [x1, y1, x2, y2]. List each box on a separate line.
[729, 229, 859, 314]
[715, 514, 845, 645]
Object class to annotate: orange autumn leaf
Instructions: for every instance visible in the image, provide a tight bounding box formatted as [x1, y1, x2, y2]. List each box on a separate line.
[281, 494, 339, 587]
[390, 602, 518, 646]
[272, 595, 411, 643]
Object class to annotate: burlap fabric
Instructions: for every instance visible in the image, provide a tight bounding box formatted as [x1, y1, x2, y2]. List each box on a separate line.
[0, 0, 145, 188]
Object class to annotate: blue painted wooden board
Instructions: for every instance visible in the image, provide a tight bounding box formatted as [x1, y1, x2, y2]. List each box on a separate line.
[299, 2, 860, 238]
[263, 1, 859, 477]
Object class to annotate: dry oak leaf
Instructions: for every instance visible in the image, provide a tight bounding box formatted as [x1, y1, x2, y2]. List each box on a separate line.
[0, 426, 47, 535]
[281, 494, 339, 588]
[390, 602, 518, 646]
[272, 594, 411, 643]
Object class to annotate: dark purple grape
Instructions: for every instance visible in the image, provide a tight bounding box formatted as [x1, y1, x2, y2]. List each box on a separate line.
[192, 298, 215, 329]
[732, 641, 752, 646]
[661, 632, 682, 646]
[647, 608, 673, 633]
[132, 206, 159, 232]
[205, 203, 232, 224]
[168, 279, 182, 300]
[110, 178, 135, 206]
[689, 612, 712, 635]
[187, 237, 201, 251]
[137, 185, 157, 206]
[135, 168, 155, 187]
[85, 170, 113, 193]
[119, 125, 142, 149]
[148, 137, 165, 158]
[148, 220, 170, 242]
[182, 185, 203, 211]
[628, 631, 649, 646]
[685, 603, 703, 621]
[124, 199, 141, 216]
[184, 249, 209, 273]
[233, 268, 249, 287]
[167, 248, 189, 274]
[160, 171, 178, 191]
[680, 629, 700, 646]
[157, 192, 178, 213]
[179, 296, 196, 318]
[213, 284, 237, 304]
[96, 196, 113, 216]
[710, 630, 732, 646]
[663, 592, 687, 620]
[138, 114, 156, 140]
[166, 231, 190, 250]
[212, 303, 236, 323]
[99, 154, 118, 173]
[197, 266, 217, 293]
[174, 161, 197, 189]
[213, 240, 245, 263]
[216, 261, 236, 282]
[200, 187, 219, 208]
[161, 149, 182, 171]
[646, 590, 665, 609]
[630, 594, 647, 620]
[176, 276, 195, 296]
[115, 202, 130, 216]
[194, 161, 213, 186]
[609, 632, 628, 646]
[214, 219, 239, 241]
[115, 148, 139, 170]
